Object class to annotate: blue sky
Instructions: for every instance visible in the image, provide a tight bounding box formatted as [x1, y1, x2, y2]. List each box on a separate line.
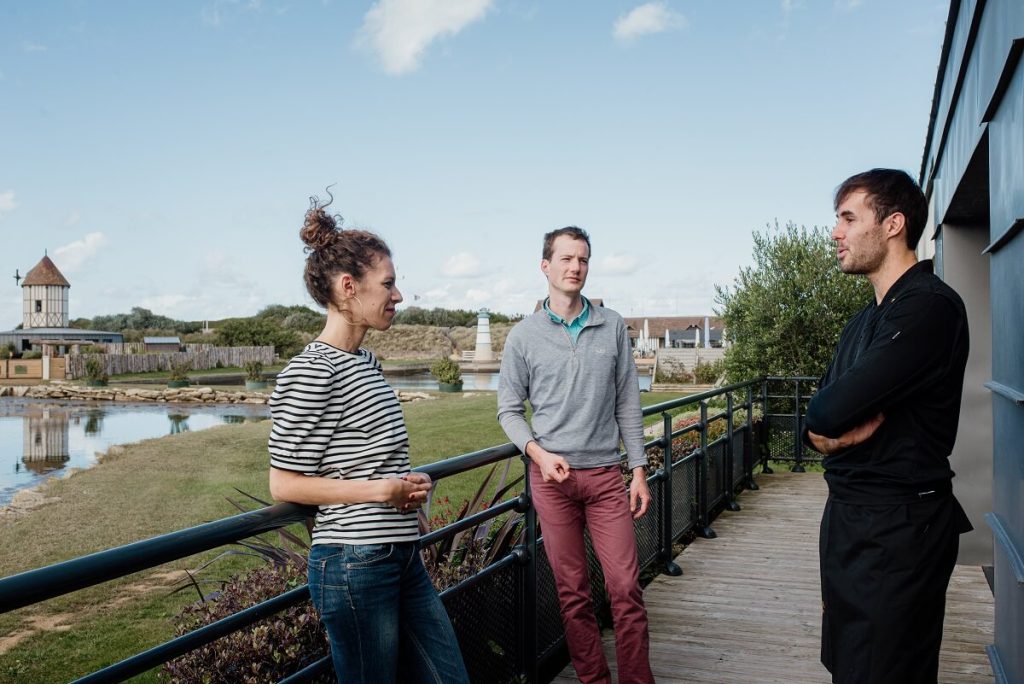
[0, 1, 949, 328]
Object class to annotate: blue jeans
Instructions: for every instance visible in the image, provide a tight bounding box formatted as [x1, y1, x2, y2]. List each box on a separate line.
[308, 542, 470, 684]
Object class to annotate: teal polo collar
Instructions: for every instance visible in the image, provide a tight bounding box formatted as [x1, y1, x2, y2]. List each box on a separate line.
[543, 296, 591, 343]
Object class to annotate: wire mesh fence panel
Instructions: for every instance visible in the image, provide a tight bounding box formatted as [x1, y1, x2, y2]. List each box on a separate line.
[766, 413, 799, 460]
[443, 562, 521, 683]
[635, 481, 661, 567]
[670, 458, 698, 540]
[535, 540, 567, 662]
[707, 438, 727, 510]
[731, 428, 747, 491]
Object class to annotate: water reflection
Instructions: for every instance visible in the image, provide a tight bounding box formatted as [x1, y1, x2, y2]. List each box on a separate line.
[168, 414, 191, 435]
[20, 409, 70, 475]
[0, 399, 268, 506]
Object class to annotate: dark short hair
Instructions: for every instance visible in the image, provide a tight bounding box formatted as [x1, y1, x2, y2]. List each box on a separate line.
[834, 169, 928, 250]
[542, 226, 591, 261]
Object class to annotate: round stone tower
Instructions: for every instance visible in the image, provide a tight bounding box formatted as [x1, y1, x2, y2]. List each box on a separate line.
[22, 255, 70, 329]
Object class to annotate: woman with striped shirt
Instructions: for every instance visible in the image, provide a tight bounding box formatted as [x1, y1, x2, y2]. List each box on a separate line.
[268, 197, 469, 684]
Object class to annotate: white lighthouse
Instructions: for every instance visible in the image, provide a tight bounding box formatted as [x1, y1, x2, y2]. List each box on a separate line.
[473, 309, 494, 361]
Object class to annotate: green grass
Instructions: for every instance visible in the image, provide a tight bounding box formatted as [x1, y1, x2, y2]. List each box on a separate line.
[0, 390, 686, 682]
[106, 364, 287, 382]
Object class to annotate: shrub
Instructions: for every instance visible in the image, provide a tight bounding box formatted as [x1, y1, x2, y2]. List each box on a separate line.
[21, 350, 42, 359]
[82, 344, 107, 354]
[168, 359, 191, 382]
[84, 358, 109, 383]
[655, 366, 693, 384]
[163, 562, 331, 684]
[243, 360, 264, 382]
[430, 357, 462, 385]
[0, 344, 13, 360]
[693, 359, 724, 385]
[419, 461, 524, 591]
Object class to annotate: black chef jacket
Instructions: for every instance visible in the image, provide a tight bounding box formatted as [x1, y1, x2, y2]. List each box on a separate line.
[804, 260, 970, 504]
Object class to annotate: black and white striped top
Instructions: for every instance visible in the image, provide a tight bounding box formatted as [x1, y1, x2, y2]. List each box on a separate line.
[268, 341, 419, 546]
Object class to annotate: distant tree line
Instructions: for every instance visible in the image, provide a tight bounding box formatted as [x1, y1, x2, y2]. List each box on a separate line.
[393, 306, 519, 326]
[70, 304, 520, 358]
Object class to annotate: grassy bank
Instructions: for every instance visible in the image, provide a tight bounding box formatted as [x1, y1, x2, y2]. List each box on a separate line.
[0, 390, 688, 682]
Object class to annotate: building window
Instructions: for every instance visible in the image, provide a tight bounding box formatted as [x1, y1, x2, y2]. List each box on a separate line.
[35, 300, 42, 313]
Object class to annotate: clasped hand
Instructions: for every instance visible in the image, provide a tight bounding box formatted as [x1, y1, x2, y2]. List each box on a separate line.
[384, 472, 432, 512]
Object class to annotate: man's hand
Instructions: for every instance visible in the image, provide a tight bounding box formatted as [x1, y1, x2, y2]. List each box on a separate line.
[807, 412, 885, 455]
[526, 442, 570, 483]
[629, 467, 651, 519]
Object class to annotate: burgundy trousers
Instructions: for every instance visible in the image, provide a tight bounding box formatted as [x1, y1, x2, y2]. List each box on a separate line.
[531, 463, 654, 684]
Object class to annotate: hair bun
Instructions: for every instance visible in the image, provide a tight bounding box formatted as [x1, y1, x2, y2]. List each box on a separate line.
[300, 195, 342, 252]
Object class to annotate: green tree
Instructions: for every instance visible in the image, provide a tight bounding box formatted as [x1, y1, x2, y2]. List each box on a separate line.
[714, 222, 873, 382]
[215, 318, 300, 357]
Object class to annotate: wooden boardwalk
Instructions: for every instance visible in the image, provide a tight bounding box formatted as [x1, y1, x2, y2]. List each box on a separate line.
[553, 472, 994, 683]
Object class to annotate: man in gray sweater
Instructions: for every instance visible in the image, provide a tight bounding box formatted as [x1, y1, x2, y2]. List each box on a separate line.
[498, 226, 654, 684]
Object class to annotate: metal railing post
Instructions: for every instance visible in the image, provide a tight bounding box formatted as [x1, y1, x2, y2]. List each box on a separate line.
[792, 379, 806, 472]
[724, 392, 741, 512]
[659, 411, 682, 575]
[696, 401, 716, 539]
[518, 454, 538, 683]
[760, 377, 773, 474]
[745, 384, 759, 490]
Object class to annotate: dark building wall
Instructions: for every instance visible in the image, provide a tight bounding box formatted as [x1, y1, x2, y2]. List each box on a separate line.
[922, 1, 1024, 681]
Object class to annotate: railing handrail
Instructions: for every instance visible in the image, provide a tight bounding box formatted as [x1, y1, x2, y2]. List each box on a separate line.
[0, 502, 315, 613]
[0, 374, 802, 683]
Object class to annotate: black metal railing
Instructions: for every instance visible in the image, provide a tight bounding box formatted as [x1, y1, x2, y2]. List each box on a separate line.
[759, 376, 821, 472]
[0, 376, 813, 683]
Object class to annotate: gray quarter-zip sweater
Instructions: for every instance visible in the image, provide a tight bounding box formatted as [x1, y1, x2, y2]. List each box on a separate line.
[497, 303, 647, 470]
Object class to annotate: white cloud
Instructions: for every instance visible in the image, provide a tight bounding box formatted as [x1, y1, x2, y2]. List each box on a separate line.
[598, 253, 640, 276]
[781, 0, 804, 14]
[834, 0, 862, 10]
[357, 0, 492, 75]
[139, 294, 191, 312]
[465, 288, 490, 304]
[53, 232, 106, 273]
[423, 284, 452, 300]
[613, 2, 687, 43]
[441, 251, 482, 278]
[64, 211, 81, 227]
[21, 41, 47, 53]
[0, 191, 16, 219]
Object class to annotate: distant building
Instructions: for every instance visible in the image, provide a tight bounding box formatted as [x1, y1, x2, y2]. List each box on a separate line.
[144, 337, 182, 353]
[917, 1, 1023, 678]
[0, 254, 123, 355]
[623, 316, 726, 349]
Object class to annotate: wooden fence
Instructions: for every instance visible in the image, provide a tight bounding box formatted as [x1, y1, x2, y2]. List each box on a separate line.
[64, 347, 275, 379]
[0, 358, 66, 381]
[100, 342, 221, 355]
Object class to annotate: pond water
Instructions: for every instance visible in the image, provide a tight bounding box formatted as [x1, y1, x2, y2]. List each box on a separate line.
[0, 399, 269, 507]
[1, 371, 653, 506]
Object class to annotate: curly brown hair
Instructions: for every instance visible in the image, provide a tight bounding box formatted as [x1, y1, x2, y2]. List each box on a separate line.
[300, 192, 391, 310]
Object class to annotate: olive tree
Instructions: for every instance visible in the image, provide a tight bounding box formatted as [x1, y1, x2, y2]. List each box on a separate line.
[714, 221, 873, 382]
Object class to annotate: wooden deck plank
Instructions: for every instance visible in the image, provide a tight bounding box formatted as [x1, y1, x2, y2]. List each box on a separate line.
[552, 472, 994, 683]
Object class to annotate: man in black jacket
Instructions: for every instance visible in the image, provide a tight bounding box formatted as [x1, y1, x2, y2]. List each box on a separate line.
[805, 168, 972, 684]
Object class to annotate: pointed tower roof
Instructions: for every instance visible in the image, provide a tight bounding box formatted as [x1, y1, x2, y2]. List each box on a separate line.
[22, 255, 71, 288]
